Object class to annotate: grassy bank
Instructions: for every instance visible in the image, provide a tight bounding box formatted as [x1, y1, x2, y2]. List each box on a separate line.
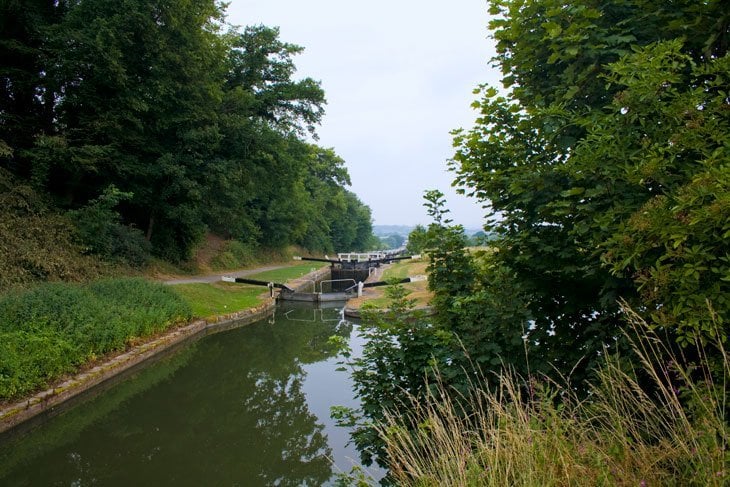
[247, 263, 328, 282]
[147, 236, 311, 278]
[0, 261, 327, 403]
[348, 259, 432, 310]
[170, 262, 328, 319]
[0, 278, 191, 401]
[172, 283, 264, 320]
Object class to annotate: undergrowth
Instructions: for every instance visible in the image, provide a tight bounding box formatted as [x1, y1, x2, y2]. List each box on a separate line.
[377, 307, 728, 486]
[0, 168, 112, 293]
[0, 278, 191, 401]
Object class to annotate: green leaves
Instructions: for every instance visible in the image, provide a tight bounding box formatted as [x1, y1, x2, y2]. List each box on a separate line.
[225, 25, 325, 137]
[449, 0, 730, 386]
[2, 1, 373, 260]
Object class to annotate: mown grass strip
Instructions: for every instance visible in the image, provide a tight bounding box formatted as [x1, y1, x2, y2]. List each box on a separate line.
[171, 263, 327, 319]
[381, 260, 428, 280]
[356, 260, 432, 309]
[247, 263, 327, 282]
[171, 282, 264, 320]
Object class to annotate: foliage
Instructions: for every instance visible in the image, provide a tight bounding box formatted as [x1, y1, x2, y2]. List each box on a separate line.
[350, 259, 431, 310]
[0, 168, 110, 292]
[1, 2, 374, 262]
[331, 282, 453, 468]
[465, 230, 491, 247]
[377, 233, 406, 250]
[380, 309, 729, 487]
[333, 0, 730, 477]
[421, 191, 474, 329]
[337, 193, 534, 469]
[416, 191, 533, 384]
[209, 240, 256, 271]
[584, 43, 730, 344]
[68, 185, 151, 267]
[0, 278, 191, 400]
[338, 0, 730, 472]
[448, 0, 730, 376]
[405, 225, 428, 254]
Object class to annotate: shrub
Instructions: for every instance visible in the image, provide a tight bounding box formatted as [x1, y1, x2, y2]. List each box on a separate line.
[68, 186, 151, 267]
[0, 329, 78, 399]
[0, 168, 107, 292]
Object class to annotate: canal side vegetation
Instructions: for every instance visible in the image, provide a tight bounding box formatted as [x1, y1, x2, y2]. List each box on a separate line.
[347, 258, 432, 311]
[1, 0, 377, 276]
[172, 263, 327, 319]
[171, 282, 263, 321]
[380, 310, 729, 486]
[335, 0, 730, 484]
[1, 0, 380, 406]
[0, 260, 328, 403]
[0, 278, 191, 401]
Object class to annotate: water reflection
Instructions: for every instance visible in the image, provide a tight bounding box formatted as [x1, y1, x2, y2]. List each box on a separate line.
[0, 302, 361, 486]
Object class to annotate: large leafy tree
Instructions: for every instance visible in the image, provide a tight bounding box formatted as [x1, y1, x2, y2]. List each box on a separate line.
[0, 0, 65, 174]
[224, 25, 325, 137]
[448, 0, 729, 380]
[206, 25, 338, 251]
[25, 0, 228, 259]
[1, 1, 374, 263]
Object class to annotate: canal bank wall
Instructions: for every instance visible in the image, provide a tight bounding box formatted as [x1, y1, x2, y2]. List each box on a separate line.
[0, 266, 331, 435]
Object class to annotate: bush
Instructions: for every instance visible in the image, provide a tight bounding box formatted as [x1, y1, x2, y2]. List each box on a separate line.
[0, 329, 78, 399]
[0, 168, 107, 292]
[69, 186, 151, 267]
[0, 278, 192, 400]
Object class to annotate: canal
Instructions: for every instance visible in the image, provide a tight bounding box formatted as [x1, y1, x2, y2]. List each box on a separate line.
[0, 302, 380, 485]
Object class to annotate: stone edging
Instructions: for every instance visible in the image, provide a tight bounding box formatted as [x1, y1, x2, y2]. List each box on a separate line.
[343, 305, 433, 319]
[0, 301, 275, 435]
[0, 266, 331, 435]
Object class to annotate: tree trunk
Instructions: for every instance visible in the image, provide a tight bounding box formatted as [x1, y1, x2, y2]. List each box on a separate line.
[146, 214, 155, 241]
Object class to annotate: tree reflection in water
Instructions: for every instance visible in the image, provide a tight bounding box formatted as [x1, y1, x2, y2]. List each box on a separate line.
[0, 303, 353, 486]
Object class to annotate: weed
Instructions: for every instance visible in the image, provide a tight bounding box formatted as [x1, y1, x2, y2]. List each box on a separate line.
[379, 307, 729, 486]
[0, 278, 191, 400]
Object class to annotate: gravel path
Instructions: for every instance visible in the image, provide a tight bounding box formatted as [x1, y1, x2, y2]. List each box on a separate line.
[163, 265, 290, 285]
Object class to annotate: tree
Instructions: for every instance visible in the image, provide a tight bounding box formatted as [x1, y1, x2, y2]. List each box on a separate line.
[224, 25, 325, 138]
[329, 190, 374, 252]
[0, 0, 64, 177]
[406, 225, 428, 254]
[448, 0, 729, 378]
[206, 26, 332, 251]
[27, 0, 228, 260]
[1, 1, 373, 263]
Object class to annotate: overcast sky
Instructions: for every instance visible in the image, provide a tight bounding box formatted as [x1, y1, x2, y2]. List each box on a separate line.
[225, 1, 500, 228]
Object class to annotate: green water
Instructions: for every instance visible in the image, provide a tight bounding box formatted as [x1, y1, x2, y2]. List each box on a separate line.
[0, 303, 378, 486]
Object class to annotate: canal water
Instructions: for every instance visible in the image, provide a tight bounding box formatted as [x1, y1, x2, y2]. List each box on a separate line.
[0, 302, 381, 486]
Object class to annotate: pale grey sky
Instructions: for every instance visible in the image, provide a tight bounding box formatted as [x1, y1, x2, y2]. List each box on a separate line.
[225, 1, 500, 228]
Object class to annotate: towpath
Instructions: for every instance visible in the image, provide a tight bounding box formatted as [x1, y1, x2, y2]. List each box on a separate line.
[163, 264, 291, 285]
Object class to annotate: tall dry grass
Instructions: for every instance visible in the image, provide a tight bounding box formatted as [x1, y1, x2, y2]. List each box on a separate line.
[379, 307, 728, 486]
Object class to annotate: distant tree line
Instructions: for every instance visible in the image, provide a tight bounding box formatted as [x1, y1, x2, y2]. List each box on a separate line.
[1, 0, 375, 262]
